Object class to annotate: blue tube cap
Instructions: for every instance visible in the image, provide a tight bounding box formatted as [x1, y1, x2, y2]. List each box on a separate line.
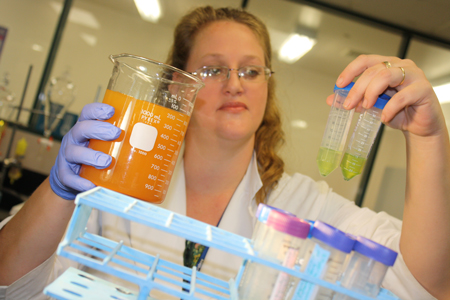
[311, 221, 356, 253]
[354, 236, 398, 266]
[334, 82, 391, 110]
[334, 82, 354, 92]
[373, 93, 391, 110]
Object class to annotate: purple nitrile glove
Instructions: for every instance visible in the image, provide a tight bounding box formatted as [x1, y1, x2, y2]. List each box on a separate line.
[49, 103, 122, 200]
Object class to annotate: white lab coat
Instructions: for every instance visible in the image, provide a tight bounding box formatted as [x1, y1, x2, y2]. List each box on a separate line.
[0, 154, 435, 300]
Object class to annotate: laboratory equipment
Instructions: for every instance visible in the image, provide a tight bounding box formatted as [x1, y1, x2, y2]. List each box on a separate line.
[317, 83, 355, 177]
[0, 72, 15, 119]
[290, 221, 355, 300]
[44, 187, 401, 300]
[44, 70, 76, 138]
[340, 93, 390, 180]
[79, 54, 204, 203]
[239, 210, 311, 300]
[333, 236, 398, 300]
[5, 137, 27, 184]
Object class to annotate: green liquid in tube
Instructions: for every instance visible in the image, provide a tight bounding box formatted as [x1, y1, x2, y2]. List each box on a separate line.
[340, 152, 367, 180]
[317, 147, 342, 177]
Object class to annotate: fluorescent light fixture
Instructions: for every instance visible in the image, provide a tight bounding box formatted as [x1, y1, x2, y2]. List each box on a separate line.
[291, 119, 308, 129]
[278, 33, 316, 64]
[433, 83, 450, 104]
[134, 0, 162, 23]
[32, 44, 44, 52]
[80, 33, 97, 47]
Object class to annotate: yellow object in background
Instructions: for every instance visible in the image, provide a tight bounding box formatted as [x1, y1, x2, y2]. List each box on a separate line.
[8, 137, 28, 184]
[15, 137, 28, 157]
[0, 120, 6, 135]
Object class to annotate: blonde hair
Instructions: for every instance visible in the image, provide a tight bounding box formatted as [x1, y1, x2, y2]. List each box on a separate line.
[166, 6, 284, 204]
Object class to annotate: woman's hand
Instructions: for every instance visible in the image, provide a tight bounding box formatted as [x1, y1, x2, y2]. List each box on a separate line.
[49, 103, 121, 200]
[327, 54, 447, 138]
[330, 55, 450, 299]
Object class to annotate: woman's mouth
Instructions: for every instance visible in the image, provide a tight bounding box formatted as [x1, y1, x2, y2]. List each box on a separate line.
[219, 101, 247, 112]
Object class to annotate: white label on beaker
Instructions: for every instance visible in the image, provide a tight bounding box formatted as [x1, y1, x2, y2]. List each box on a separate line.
[129, 122, 158, 151]
[292, 244, 330, 300]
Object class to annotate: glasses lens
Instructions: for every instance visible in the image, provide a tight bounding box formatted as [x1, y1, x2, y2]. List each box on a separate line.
[240, 66, 268, 82]
[195, 66, 271, 83]
[199, 67, 227, 81]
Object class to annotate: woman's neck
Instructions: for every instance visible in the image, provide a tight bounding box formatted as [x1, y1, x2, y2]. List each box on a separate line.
[183, 133, 255, 225]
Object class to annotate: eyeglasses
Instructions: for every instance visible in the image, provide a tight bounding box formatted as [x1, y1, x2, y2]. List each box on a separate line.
[191, 65, 274, 83]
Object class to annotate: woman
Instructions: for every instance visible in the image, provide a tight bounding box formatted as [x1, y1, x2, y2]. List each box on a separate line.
[0, 6, 449, 300]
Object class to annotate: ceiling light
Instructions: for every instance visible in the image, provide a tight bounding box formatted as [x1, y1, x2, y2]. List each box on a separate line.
[433, 83, 450, 104]
[278, 27, 317, 64]
[32, 44, 44, 52]
[134, 0, 162, 23]
[291, 119, 308, 129]
[80, 33, 97, 47]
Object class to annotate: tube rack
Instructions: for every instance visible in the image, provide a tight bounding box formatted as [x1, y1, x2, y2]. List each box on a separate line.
[44, 187, 401, 300]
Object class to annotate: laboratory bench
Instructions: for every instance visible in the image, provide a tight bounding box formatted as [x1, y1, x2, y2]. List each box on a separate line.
[0, 165, 47, 221]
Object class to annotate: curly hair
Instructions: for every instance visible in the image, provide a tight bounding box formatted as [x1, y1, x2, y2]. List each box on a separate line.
[166, 6, 285, 204]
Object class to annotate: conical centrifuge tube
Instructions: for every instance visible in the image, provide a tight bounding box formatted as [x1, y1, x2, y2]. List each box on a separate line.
[317, 83, 355, 177]
[340, 93, 391, 180]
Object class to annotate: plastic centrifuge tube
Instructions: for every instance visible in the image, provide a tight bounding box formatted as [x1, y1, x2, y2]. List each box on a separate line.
[317, 83, 355, 177]
[340, 93, 390, 180]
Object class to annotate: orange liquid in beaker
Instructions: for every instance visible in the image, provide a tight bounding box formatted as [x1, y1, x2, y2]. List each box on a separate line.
[79, 89, 189, 203]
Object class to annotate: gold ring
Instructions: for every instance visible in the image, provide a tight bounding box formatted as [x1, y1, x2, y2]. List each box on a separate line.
[382, 61, 392, 69]
[398, 66, 405, 85]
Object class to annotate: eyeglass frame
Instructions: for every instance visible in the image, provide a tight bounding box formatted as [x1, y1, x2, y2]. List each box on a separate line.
[191, 65, 274, 83]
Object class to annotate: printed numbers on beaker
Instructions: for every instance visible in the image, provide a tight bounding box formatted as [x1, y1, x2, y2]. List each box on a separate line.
[157, 144, 166, 150]
[171, 103, 179, 110]
[148, 174, 157, 180]
[145, 184, 154, 190]
[164, 124, 172, 130]
[167, 113, 175, 120]
[161, 134, 169, 140]
[154, 154, 163, 160]
[151, 164, 160, 170]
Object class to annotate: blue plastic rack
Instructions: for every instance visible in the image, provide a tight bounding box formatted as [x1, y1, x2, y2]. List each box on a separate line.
[44, 187, 401, 300]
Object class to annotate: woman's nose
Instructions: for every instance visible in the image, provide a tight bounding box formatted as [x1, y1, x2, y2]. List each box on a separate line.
[223, 70, 244, 95]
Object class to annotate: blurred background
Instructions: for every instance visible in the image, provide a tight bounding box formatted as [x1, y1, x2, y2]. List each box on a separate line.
[0, 0, 449, 221]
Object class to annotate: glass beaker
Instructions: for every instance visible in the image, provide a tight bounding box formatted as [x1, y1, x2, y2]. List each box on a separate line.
[79, 54, 204, 203]
[317, 83, 355, 177]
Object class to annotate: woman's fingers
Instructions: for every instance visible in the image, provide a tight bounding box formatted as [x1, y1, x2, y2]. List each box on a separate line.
[57, 161, 97, 192]
[382, 80, 435, 124]
[349, 66, 403, 109]
[65, 145, 112, 168]
[337, 54, 389, 87]
[339, 56, 421, 110]
[70, 120, 122, 144]
[78, 103, 115, 121]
